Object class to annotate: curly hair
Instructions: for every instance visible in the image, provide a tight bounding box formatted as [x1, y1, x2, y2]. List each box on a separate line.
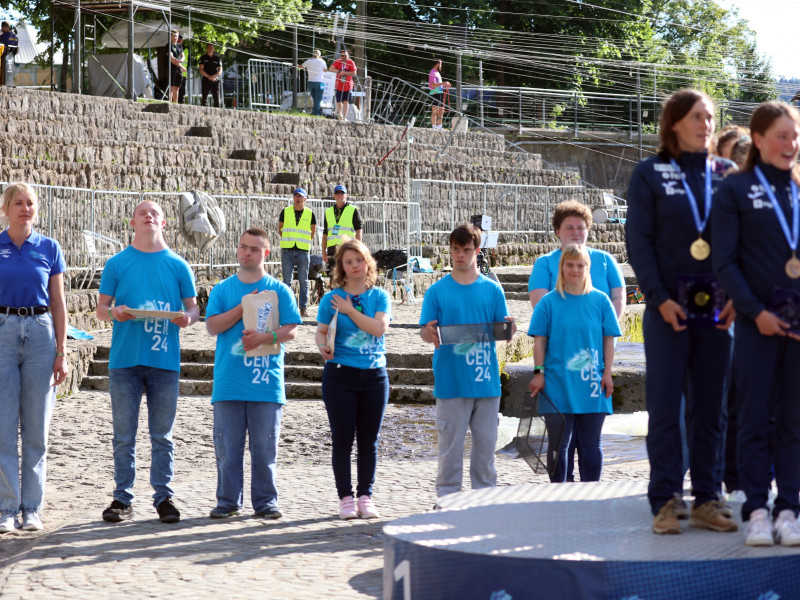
[552, 200, 592, 232]
[331, 238, 378, 289]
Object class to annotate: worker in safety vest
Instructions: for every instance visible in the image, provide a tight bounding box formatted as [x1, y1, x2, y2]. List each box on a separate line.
[279, 187, 317, 317]
[321, 185, 362, 276]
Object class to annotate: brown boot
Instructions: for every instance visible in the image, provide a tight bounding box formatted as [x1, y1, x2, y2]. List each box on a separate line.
[653, 497, 682, 534]
[689, 500, 738, 532]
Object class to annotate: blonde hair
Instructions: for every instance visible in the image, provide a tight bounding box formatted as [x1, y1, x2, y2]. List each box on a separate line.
[331, 238, 378, 289]
[312, 49, 321, 59]
[555, 243, 593, 297]
[2, 183, 38, 222]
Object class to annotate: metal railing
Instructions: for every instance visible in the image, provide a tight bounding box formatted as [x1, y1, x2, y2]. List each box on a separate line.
[411, 179, 586, 237]
[0, 183, 421, 284]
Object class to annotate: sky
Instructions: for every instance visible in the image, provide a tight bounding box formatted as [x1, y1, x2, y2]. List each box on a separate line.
[725, 0, 800, 79]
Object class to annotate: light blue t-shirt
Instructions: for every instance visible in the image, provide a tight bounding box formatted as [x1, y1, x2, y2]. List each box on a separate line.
[100, 246, 196, 371]
[528, 246, 624, 298]
[419, 274, 509, 399]
[0, 229, 65, 307]
[206, 273, 301, 404]
[528, 289, 621, 414]
[317, 286, 391, 370]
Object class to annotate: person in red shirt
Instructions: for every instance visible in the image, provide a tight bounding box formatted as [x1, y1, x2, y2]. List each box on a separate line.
[329, 49, 357, 121]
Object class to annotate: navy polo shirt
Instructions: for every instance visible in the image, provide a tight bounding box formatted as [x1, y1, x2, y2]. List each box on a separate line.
[0, 229, 65, 307]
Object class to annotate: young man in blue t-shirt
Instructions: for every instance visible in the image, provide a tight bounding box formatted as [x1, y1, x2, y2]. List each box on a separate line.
[420, 224, 516, 498]
[205, 228, 301, 519]
[97, 201, 199, 524]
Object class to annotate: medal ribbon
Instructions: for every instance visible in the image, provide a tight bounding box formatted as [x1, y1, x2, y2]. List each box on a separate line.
[755, 166, 799, 253]
[671, 159, 712, 235]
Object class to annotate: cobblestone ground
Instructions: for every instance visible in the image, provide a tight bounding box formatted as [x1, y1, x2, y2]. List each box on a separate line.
[0, 289, 650, 599]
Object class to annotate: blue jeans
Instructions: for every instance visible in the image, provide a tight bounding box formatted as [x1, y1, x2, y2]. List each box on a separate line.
[322, 363, 389, 499]
[545, 413, 606, 483]
[108, 366, 180, 507]
[213, 401, 282, 513]
[281, 247, 310, 310]
[308, 81, 323, 116]
[0, 313, 57, 515]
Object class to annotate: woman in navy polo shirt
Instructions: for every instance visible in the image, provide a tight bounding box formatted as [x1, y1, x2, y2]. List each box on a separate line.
[0, 183, 68, 533]
[626, 89, 736, 536]
[315, 238, 391, 520]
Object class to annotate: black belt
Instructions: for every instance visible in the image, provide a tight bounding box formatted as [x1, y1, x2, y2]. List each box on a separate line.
[0, 306, 49, 316]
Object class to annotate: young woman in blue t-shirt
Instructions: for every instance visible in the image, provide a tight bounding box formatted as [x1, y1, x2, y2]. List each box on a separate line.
[0, 183, 68, 533]
[528, 244, 621, 483]
[315, 238, 391, 520]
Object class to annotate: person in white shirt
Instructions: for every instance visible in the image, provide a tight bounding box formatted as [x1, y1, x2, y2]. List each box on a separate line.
[300, 50, 328, 116]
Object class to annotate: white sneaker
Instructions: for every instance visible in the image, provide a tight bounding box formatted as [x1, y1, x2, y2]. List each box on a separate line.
[357, 495, 380, 519]
[22, 512, 43, 531]
[339, 496, 358, 520]
[745, 508, 774, 546]
[0, 514, 16, 533]
[774, 510, 800, 546]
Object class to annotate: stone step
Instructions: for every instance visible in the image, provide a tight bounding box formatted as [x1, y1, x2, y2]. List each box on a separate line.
[499, 282, 528, 293]
[505, 292, 530, 302]
[80, 375, 434, 403]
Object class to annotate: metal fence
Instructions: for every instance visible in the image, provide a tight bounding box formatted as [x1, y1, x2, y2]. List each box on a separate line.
[247, 59, 297, 111]
[411, 179, 586, 237]
[0, 183, 421, 284]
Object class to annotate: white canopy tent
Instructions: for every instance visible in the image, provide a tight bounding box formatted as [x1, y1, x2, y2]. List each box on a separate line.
[101, 19, 192, 50]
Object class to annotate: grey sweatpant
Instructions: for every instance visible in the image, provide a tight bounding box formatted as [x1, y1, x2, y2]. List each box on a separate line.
[435, 396, 500, 497]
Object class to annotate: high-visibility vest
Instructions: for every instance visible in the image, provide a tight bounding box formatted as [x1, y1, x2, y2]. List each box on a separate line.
[325, 204, 357, 247]
[280, 206, 313, 250]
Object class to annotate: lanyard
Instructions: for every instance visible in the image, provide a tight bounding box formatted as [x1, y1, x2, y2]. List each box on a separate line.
[671, 159, 712, 235]
[755, 166, 799, 252]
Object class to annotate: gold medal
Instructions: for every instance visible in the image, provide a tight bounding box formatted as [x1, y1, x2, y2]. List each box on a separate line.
[787, 254, 800, 279]
[694, 291, 710, 307]
[690, 237, 711, 261]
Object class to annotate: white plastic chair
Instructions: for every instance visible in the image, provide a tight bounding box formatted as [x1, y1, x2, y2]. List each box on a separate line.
[80, 230, 123, 289]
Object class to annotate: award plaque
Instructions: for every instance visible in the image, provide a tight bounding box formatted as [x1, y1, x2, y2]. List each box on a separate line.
[241, 290, 280, 357]
[690, 237, 711, 261]
[677, 274, 726, 326]
[771, 287, 800, 335]
[436, 321, 513, 345]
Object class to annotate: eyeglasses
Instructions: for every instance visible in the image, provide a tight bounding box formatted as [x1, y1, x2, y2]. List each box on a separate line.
[351, 295, 363, 313]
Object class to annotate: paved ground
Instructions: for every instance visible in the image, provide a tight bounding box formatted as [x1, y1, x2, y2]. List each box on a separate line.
[0, 273, 650, 599]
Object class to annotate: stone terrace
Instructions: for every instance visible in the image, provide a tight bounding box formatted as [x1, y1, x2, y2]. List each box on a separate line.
[0, 88, 591, 202]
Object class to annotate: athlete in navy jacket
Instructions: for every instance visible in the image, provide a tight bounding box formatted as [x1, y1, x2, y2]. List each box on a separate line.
[626, 89, 736, 536]
[713, 101, 800, 547]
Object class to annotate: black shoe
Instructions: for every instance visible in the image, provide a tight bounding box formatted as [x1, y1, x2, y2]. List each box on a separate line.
[102, 500, 133, 522]
[254, 506, 283, 519]
[156, 498, 181, 523]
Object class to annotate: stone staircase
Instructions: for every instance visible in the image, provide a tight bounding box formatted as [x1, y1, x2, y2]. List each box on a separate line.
[81, 338, 436, 404]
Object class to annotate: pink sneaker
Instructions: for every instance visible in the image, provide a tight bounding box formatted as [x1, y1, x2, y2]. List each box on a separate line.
[357, 495, 380, 519]
[339, 496, 357, 520]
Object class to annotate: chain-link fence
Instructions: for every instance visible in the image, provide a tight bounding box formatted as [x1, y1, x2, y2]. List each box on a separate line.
[0, 183, 422, 286]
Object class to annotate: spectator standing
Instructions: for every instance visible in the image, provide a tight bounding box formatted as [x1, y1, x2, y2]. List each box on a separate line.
[177, 34, 187, 104]
[0, 21, 18, 87]
[315, 239, 391, 519]
[205, 228, 301, 519]
[528, 200, 625, 482]
[279, 187, 317, 317]
[168, 29, 185, 103]
[419, 224, 515, 498]
[300, 49, 327, 116]
[328, 49, 357, 121]
[321, 185, 362, 275]
[528, 244, 621, 483]
[97, 200, 199, 524]
[428, 59, 450, 130]
[198, 42, 223, 108]
[0, 183, 68, 533]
